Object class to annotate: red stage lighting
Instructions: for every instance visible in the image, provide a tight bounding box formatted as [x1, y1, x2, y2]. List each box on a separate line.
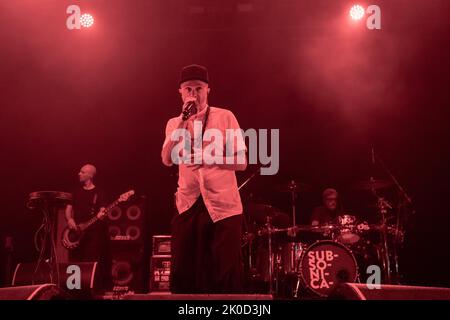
[80, 13, 94, 28]
[349, 5, 365, 21]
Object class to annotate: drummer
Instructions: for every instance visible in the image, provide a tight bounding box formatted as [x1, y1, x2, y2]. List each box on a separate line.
[311, 188, 342, 226]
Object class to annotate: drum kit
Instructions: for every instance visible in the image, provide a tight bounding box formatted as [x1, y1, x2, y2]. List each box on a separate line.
[242, 177, 409, 299]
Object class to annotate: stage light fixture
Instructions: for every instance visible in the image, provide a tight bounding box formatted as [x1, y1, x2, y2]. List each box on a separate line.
[349, 5, 365, 20]
[80, 13, 94, 28]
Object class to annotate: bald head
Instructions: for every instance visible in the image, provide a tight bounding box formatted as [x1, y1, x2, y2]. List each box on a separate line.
[78, 164, 97, 183]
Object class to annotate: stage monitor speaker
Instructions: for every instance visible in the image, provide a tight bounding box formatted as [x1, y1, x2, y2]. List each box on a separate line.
[11, 262, 99, 298]
[329, 283, 450, 300]
[0, 284, 66, 300]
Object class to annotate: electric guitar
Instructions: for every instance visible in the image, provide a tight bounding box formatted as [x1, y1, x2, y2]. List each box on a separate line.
[61, 190, 135, 250]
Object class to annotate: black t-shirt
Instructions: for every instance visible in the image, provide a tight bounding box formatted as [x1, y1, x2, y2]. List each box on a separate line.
[310, 206, 340, 226]
[71, 186, 107, 222]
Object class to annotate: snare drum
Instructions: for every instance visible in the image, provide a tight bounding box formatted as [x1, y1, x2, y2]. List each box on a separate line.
[299, 240, 358, 297]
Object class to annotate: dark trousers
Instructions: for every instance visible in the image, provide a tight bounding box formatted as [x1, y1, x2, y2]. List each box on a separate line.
[170, 197, 243, 293]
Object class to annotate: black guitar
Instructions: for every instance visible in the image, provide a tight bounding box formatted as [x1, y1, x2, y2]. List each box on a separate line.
[61, 190, 135, 250]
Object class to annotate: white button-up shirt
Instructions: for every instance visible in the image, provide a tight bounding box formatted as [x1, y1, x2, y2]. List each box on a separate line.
[162, 106, 246, 222]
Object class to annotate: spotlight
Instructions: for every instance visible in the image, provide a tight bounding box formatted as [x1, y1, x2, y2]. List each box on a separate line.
[80, 13, 94, 28]
[349, 5, 365, 21]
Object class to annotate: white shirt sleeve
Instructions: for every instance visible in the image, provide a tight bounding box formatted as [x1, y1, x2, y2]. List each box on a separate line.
[162, 117, 177, 150]
[226, 111, 247, 155]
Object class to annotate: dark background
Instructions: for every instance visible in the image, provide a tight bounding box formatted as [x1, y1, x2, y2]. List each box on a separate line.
[0, 0, 449, 287]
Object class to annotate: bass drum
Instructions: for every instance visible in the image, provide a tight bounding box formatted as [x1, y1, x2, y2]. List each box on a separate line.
[299, 240, 358, 297]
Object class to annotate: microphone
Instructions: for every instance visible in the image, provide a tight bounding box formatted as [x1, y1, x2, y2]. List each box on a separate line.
[182, 100, 197, 121]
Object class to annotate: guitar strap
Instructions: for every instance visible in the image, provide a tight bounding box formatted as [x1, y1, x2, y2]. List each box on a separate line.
[202, 105, 210, 137]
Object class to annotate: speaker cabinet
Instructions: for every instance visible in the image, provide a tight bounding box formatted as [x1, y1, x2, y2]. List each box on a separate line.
[0, 284, 66, 300]
[107, 197, 146, 244]
[108, 197, 147, 293]
[329, 283, 450, 300]
[110, 243, 145, 292]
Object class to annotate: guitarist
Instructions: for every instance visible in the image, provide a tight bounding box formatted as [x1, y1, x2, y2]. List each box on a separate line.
[65, 164, 112, 291]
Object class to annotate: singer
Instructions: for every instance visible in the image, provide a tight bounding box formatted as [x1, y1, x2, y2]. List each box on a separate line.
[161, 64, 247, 293]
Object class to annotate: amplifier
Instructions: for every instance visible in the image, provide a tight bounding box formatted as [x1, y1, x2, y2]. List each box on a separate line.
[149, 255, 171, 292]
[152, 235, 171, 255]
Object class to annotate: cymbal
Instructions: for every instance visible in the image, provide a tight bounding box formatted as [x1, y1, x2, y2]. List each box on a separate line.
[368, 223, 398, 231]
[271, 224, 339, 234]
[276, 180, 311, 193]
[246, 203, 291, 227]
[351, 179, 393, 191]
[293, 224, 339, 233]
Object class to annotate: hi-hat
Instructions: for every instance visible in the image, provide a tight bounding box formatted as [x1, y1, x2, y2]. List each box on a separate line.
[246, 203, 291, 228]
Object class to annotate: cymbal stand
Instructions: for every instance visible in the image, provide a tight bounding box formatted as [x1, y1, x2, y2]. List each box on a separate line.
[371, 182, 393, 283]
[288, 180, 297, 235]
[287, 180, 299, 297]
[241, 226, 256, 276]
[372, 148, 413, 283]
[391, 194, 408, 283]
[265, 216, 275, 296]
[294, 268, 301, 299]
[238, 167, 260, 191]
[238, 167, 260, 284]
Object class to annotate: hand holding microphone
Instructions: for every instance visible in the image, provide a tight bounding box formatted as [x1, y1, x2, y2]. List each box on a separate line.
[182, 97, 198, 121]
